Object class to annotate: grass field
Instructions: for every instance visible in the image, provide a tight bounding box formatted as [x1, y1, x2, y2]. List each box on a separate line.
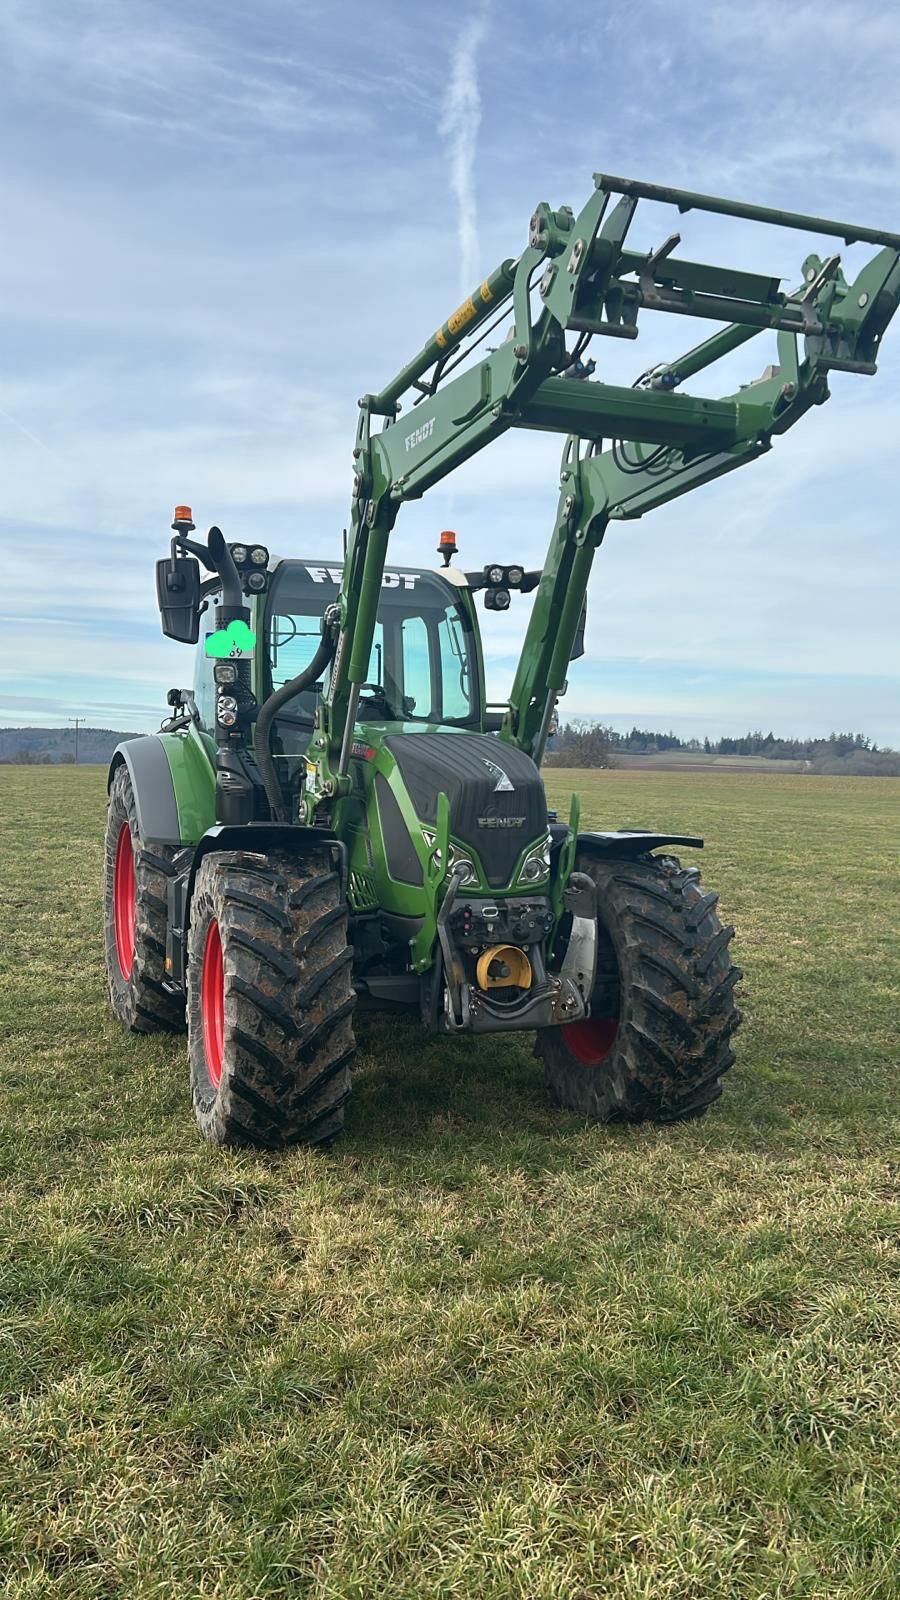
[608, 753, 810, 773]
[0, 765, 898, 1599]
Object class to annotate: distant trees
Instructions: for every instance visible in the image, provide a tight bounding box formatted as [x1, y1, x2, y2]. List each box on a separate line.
[545, 723, 899, 775]
[544, 723, 614, 767]
[5, 748, 52, 764]
[0, 727, 142, 764]
[615, 725, 685, 753]
[810, 749, 900, 776]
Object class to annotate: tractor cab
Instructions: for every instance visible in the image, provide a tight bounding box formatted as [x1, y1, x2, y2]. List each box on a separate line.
[264, 559, 551, 928]
[264, 558, 483, 746]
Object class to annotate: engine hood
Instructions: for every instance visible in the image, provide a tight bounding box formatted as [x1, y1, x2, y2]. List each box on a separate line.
[384, 732, 547, 888]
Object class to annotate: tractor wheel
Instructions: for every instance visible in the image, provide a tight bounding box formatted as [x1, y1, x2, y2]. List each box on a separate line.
[537, 852, 741, 1123]
[186, 848, 355, 1148]
[103, 763, 186, 1033]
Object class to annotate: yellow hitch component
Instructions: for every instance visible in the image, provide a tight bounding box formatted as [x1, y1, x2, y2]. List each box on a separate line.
[476, 945, 533, 990]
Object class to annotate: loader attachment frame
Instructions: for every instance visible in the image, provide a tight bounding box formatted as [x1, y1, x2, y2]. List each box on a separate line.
[303, 172, 900, 802]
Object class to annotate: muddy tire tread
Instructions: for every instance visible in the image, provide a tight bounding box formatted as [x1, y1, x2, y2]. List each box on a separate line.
[103, 764, 186, 1035]
[537, 851, 742, 1123]
[188, 849, 355, 1148]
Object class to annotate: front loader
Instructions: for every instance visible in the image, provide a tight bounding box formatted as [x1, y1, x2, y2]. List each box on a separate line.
[104, 171, 900, 1146]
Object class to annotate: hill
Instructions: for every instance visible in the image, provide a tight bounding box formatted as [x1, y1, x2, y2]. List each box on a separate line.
[0, 726, 142, 765]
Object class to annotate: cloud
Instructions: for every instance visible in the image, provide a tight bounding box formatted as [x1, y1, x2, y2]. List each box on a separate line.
[439, 12, 489, 294]
[615, 0, 900, 195]
[0, 0, 376, 148]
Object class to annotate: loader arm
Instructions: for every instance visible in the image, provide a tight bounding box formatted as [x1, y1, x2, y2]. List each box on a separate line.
[306, 173, 900, 796]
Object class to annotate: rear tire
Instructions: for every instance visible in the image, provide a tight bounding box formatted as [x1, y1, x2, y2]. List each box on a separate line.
[187, 849, 355, 1148]
[537, 852, 741, 1122]
[103, 763, 186, 1034]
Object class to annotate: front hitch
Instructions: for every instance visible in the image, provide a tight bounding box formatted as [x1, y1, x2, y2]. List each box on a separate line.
[559, 871, 599, 1008]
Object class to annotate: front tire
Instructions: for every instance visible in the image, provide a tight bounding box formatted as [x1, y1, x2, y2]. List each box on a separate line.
[187, 849, 355, 1148]
[537, 852, 741, 1122]
[103, 764, 186, 1033]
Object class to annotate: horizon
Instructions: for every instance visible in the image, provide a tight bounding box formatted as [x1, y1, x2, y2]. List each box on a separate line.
[1, 714, 895, 754]
[1, 2, 898, 746]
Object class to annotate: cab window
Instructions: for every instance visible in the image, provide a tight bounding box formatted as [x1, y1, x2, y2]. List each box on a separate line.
[265, 563, 477, 731]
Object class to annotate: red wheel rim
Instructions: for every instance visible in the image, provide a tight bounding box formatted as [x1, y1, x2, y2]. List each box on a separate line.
[113, 822, 136, 979]
[201, 919, 225, 1089]
[561, 1014, 619, 1065]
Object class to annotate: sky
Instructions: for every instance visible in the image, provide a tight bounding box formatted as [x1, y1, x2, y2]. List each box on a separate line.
[1, 0, 898, 746]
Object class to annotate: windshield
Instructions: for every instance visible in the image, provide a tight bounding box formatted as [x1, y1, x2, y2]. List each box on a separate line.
[265, 561, 478, 735]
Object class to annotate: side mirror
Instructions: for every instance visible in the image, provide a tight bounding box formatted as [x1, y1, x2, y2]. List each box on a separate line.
[570, 600, 587, 661]
[156, 556, 201, 644]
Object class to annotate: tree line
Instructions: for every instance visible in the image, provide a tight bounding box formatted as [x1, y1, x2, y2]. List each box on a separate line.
[546, 723, 900, 775]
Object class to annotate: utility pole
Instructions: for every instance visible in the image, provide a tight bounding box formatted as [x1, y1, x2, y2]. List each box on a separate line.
[67, 716, 84, 764]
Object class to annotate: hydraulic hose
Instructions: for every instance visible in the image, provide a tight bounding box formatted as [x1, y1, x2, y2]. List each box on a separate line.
[254, 629, 336, 823]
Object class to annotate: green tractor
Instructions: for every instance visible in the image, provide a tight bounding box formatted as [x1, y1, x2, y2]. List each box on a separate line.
[104, 171, 900, 1147]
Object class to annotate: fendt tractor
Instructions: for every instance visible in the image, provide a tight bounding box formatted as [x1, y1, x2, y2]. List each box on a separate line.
[103, 172, 900, 1147]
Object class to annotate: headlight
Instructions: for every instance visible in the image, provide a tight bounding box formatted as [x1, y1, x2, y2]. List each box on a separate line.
[250, 546, 269, 566]
[246, 571, 267, 592]
[506, 564, 525, 587]
[486, 564, 505, 586]
[519, 856, 545, 882]
[449, 845, 478, 886]
[230, 544, 248, 565]
[422, 831, 479, 886]
[213, 661, 238, 685]
[515, 834, 551, 886]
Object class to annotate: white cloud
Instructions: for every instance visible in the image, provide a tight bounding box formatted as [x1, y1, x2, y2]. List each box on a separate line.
[0, 0, 377, 147]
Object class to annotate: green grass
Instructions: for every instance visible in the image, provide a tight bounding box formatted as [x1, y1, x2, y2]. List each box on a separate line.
[0, 765, 898, 1599]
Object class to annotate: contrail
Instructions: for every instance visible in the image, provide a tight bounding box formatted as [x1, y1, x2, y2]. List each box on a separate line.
[0, 404, 58, 458]
[440, 13, 488, 296]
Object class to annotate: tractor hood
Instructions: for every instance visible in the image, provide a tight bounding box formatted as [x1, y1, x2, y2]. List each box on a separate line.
[384, 732, 547, 889]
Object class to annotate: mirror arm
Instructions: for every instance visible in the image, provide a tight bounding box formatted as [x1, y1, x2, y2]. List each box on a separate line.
[172, 534, 213, 567]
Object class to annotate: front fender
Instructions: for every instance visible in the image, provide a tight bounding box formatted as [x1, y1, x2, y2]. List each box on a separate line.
[577, 829, 704, 857]
[185, 824, 347, 904]
[164, 823, 348, 990]
[109, 731, 216, 846]
[109, 736, 181, 846]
